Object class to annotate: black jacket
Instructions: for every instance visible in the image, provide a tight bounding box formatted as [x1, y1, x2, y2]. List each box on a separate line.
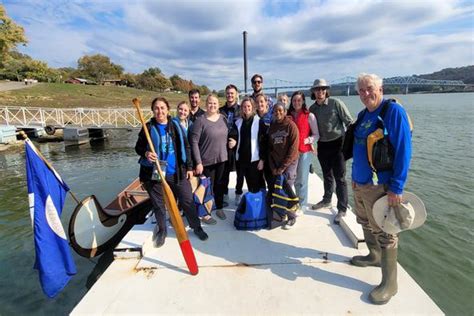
[135, 117, 193, 182]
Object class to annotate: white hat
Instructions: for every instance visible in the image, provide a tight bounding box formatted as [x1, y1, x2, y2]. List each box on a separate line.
[310, 78, 330, 90]
[373, 192, 427, 234]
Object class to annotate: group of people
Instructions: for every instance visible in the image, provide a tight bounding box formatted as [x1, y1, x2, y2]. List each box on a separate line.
[135, 72, 412, 305]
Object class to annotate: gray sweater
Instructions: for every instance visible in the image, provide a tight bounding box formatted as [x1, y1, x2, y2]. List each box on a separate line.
[190, 114, 228, 166]
[309, 97, 353, 142]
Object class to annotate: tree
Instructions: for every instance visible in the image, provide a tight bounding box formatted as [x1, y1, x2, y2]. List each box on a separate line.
[0, 52, 59, 82]
[170, 74, 193, 92]
[77, 54, 124, 84]
[24, 59, 58, 82]
[199, 85, 211, 95]
[121, 72, 137, 87]
[0, 5, 28, 63]
[136, 67, 172, 91]
[142, 67, 162, 77]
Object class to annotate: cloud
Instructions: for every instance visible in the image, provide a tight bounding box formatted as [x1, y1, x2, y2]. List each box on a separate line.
[4, 0, 473, 90]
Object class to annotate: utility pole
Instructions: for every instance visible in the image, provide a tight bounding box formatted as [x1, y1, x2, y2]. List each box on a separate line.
[243, 31, 248, 94]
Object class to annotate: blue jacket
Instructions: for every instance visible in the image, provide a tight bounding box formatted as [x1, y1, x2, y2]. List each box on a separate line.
[352, 99, 412, 194]
[135, 117, 192, 182]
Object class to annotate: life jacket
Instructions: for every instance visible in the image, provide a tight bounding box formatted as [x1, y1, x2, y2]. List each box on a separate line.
[234, 189, 268, 230]
[139, 118, 187, 168]
[191, 176, 215, 217]
[366, 99, 413, 172]
[293, 110, 312, 153]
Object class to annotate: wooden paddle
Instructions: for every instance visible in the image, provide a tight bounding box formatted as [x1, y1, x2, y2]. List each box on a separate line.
[132, 98, 198, 275]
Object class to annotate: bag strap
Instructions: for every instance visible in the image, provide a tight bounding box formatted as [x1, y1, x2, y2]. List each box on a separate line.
[376, 99, 394, 135]
[353, 108, 367, 128]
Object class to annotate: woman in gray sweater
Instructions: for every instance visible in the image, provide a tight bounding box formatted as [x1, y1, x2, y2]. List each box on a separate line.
[190, 94, 231, 223]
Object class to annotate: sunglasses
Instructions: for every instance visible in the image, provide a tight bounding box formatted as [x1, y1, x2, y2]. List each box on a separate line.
[252, 80, 262, 84]
[315, 87, 327, 91]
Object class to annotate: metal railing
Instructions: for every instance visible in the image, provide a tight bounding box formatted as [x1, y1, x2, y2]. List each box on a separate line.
[0, 106, 153, 129]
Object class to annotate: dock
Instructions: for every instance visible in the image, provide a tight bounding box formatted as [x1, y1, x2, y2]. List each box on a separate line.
[72, 174, 443, 315]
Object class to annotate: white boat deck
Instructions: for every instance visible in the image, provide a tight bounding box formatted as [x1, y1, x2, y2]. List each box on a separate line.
[72, 174, 443, 315]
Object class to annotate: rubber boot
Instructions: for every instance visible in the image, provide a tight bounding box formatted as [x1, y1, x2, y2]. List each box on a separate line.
[350, 229, 381, 267]
[369, 248, 398, 305]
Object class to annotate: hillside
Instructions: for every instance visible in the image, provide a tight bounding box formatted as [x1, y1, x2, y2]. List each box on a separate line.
[415, 65, 474, 84]
[0, 83, 209, 109]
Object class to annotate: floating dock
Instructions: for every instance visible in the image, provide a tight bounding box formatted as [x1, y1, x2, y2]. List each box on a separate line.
[72, 174, 443, 315]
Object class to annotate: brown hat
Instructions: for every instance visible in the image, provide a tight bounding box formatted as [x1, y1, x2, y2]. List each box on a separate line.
[310, 78, 330, 90]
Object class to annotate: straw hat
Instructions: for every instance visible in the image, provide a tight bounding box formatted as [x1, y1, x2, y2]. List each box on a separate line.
[372, 192, 427, 234]
[310, 78, 330, 90]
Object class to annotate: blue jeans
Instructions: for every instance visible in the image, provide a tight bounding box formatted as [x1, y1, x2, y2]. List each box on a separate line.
[295, 152, 312, 206]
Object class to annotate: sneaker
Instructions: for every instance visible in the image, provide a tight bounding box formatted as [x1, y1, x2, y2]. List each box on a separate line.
[194, 227, 209, 241]
[311, 200, 332, 210]
[282, 218, 296, 230]
[216, 209, 226, 220]
[295, 208, 304, 217]
[333, 211, 347, 225]
[152, 225, 167, 248]
[201, 215, 217, 225]
[235, 194, 242, 206]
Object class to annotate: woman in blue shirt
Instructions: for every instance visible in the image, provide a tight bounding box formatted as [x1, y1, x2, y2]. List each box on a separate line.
[135, 97, 208, 247]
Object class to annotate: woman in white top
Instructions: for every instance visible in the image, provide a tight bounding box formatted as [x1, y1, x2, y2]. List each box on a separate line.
[232, 97, 267, 195]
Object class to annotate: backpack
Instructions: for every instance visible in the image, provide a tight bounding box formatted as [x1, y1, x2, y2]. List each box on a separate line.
[269, 175, 299, 229]
[367, 99, 413, 172]
[234, 189, 268, 230]
[190, 176, 215, 217]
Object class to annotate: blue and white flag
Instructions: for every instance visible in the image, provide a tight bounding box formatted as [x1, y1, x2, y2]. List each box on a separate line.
[25, 139, 76, 298]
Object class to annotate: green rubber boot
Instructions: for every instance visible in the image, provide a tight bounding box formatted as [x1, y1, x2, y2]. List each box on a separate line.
[351, 229, 381, 267]
[369, 248, 398, 305]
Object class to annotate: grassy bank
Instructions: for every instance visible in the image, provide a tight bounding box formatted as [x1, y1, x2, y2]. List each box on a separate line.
[0, 83, 222, 109]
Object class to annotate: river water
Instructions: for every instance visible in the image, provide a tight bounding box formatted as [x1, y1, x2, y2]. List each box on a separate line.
[0, 93, 472, 315]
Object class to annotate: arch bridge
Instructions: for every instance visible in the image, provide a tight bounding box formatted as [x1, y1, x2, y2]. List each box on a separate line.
[262, 76, 465, 96]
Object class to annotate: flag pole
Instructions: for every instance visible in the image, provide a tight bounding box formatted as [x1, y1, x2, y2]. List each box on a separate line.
[19, 131, 80, 204]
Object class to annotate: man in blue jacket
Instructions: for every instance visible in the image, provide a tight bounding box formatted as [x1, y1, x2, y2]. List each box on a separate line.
[350, 73, 412, 305]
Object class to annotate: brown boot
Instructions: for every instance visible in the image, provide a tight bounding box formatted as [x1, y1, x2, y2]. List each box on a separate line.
[369, 248, 398, 304]
[351, 229, 381, 267]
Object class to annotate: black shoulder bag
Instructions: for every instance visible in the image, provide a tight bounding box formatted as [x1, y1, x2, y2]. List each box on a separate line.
[342, 110, 366, 161]
[369, 99, 394, 172]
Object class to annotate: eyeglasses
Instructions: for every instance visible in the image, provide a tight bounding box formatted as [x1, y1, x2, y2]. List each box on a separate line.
[252, 80, 262, 84]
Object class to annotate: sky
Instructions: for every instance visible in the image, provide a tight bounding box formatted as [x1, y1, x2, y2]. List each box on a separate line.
[3, 0, 473, 90]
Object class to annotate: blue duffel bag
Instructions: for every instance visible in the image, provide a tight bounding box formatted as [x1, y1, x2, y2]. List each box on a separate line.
[234, 189, 268, 230]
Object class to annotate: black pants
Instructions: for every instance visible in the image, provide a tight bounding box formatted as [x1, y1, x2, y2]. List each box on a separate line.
[261, 163, 272, 191]
[237, 160, 264, 194]
[234, 162, 245, 195]
[143, 175, 201, 231]
[203, 162, 226, 209]
[222, 155, 244, 195]
[317, 137, 348, 212]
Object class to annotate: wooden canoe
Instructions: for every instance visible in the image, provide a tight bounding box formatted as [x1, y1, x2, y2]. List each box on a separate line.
[68, 178, 152, 258]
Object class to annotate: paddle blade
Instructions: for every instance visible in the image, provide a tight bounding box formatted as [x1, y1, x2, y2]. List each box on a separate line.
[179, 239, 199, 275]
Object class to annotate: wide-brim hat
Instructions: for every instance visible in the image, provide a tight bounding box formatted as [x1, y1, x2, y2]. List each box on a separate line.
[310, 78, 330, 90]
[373, 192, 427, 234]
